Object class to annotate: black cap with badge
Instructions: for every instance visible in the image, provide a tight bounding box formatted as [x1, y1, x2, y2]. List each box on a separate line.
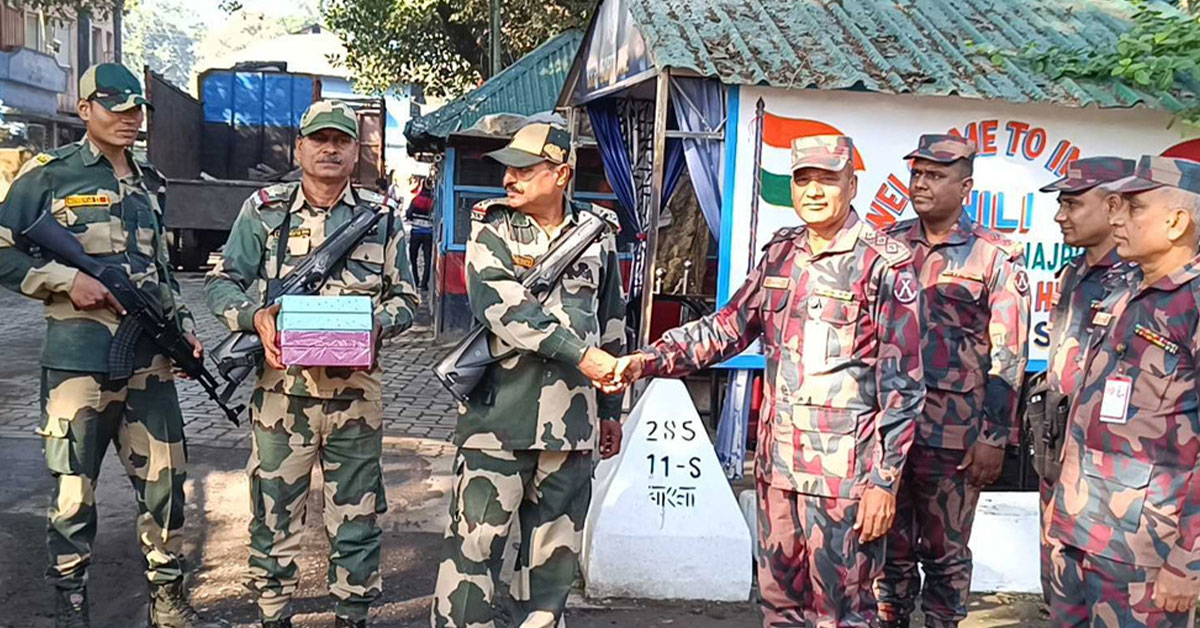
[485, 123, 571, 168]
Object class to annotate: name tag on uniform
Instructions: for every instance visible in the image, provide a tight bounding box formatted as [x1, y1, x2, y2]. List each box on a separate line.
[763, 276, 791, 290]
[512, 255, 536, 269]
[813, 286, 854, 302]
[1099, 375, 1132, 424]
[64, 194, 111, 208]
[942, 270, 984, 282]
[1092, 311, 1113, 327]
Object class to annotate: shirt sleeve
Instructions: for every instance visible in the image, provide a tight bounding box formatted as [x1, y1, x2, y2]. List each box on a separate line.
[868, 261, 924, 494]
[595, 235, 626, 421]
[203, 197, 268, 332]
[979, 248, 1031, 447]
[466, 217, 590, 365]
[641, 252, 766, 378]
[0, 165, 80, 300]
[377, 206, 419, 340]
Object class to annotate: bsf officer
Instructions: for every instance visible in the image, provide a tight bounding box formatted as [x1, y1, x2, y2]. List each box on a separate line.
[430, 122, 627, 628]
[0, 64, 217, 627]
[205, 100, 419, 628]
[610, 135, 925, 627]
[1048, 155, 1200, 627]
[1032, 157, 1135, 609]
[878, 134, 1030, 628]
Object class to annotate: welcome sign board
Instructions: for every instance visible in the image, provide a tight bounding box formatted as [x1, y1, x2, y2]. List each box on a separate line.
[719, 86, 1192, 370]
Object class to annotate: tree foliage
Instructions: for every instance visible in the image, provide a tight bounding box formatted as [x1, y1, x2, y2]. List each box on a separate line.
[972, 1, 1200, 126]
[323, 0, 591, 97]
[121, 0, 201, 88]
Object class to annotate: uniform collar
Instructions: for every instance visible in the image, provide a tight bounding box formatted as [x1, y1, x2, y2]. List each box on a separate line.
[510, 197, 576, 230]
[909, 210, 973, 246]
[802, 209, 863, 257]
[291, 181, 356, 213]
[79, 135, 142, 177]
[1143, 254, 1200, 293]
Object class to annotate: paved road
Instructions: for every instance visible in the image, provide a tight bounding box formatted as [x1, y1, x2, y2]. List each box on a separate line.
[0, 274, 460, 450]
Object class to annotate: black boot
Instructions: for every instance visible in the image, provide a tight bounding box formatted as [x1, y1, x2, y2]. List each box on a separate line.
[334, 617, 366, 628]
[261, 619, 292, 628]
[55, 587, 89, 628]
[147, 580, 224, 628]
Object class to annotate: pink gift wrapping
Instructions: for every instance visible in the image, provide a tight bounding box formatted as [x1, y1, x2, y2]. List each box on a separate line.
[280, 330, 374, 368]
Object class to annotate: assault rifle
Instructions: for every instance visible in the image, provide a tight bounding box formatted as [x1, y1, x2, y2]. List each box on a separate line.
[21, 212, 243, 425]
[209, 206, 385, 404]
[433, 209, 611, 403]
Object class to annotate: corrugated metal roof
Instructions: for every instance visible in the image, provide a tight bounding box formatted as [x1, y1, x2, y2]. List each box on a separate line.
[620, 0, 1197, 111]
[405, 30, 583, 151]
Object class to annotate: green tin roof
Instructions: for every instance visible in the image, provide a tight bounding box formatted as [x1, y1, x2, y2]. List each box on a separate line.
[405, 30, 583, 152]
[597, 0, 1197, 112]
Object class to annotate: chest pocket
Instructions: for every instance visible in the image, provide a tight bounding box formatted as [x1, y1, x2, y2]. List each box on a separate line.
[55, 203, 125, 255]
[559, 257, 601, 315]
[1122, 330, 1191, 415]
[126, 194, 161, 258]
[802, 296, 860, 370]
[341, 235, 387, 294]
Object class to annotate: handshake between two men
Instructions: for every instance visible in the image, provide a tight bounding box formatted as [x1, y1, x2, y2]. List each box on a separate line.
[578, 347, 649, 395]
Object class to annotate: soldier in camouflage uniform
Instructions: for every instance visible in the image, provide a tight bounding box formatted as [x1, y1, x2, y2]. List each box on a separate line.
[204, 100, 418, 628]
[878, 134, 1030, 628]
[431, 123, 626, 628]
[611, 135, 924, 628]
[0, 64, 218, 628]
[1048, 156, 1200, 628]
[1032, 157, 1135, 610]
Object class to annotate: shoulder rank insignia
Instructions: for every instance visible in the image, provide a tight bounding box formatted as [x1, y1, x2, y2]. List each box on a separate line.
[33, 153, 54, 166]
[472, 197, 509, 222]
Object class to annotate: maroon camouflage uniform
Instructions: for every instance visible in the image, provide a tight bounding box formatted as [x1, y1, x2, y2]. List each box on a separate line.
[641, 133, 925, 628]
[1034, 156, 1136, 606]
[878, 135, 1030, 628]
[1048, 156, 1200, 628]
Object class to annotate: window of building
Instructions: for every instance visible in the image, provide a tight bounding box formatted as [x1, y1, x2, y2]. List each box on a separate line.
[24, 11, 40, 51]
[90, 26, 102, 65]
[52, 21, 70, 66]
[105, 30, 113, 62]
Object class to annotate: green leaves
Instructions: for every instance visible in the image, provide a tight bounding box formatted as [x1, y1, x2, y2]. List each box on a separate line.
[975, 0, 1200, 126]
[323, 0, 591, 98]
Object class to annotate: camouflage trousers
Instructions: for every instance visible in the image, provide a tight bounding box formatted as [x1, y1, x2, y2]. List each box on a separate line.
[1049, 543, 1195, 628]
[38, 360, 187, 590]
[877, 446, 981, 628]
[432, 448, 592, 628]
[246, 389, 386, 622]
[1038, 477, 1053, 607]
[756, 480, 884, 628]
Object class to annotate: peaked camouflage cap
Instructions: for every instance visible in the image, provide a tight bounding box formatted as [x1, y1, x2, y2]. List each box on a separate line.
[80, 63, 151, 112]
[905, 133, 977, 164]
[485, 122, 571, 168]
[1103, 155, 1200, 195]
[1039, 157, 1136, 193]
[790, 135, 855, 172]
[300, 99, 358, 139]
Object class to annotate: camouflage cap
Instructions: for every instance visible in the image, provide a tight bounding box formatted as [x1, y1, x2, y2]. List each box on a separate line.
[1103, 155, 1200, 195]
[485, 122, 571, 168]
[300, 99, 358, 139]
[1039, 157, 1136, 193]
[79, 63, 151, 112]
[790, 135, 854, 172]
[905, 134, 976, 164]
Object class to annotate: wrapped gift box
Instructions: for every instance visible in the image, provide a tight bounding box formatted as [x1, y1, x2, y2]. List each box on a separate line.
[278, 296, 375, 367]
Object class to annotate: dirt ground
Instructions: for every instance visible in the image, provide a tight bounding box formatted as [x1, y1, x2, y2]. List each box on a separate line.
[0, 437, 1057, 628]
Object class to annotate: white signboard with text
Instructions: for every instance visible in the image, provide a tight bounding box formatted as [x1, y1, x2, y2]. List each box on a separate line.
[721, 86, 1191, 369]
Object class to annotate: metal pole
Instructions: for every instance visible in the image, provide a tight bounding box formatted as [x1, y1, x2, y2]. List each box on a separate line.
[637, 70, 670, 347]
[489, 0, 502, 77]
[565, 105, 579, 198]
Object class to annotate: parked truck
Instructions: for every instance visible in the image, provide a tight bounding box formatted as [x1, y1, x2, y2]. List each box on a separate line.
[144, 67, 386, 270]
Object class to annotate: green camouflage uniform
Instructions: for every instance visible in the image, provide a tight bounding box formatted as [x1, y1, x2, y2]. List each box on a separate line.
[0, 137, 195, 590]
[204, 180, 418, 622]
[432, 197, 625, 628]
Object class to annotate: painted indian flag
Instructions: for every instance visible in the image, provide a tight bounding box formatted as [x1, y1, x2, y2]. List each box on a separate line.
[756, 110, 867, 209]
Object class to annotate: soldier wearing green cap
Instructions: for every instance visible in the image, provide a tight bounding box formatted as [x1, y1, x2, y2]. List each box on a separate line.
[879, 133, 1031, 628]
[204, 99, 419, 628]
[0, 63, 218, 628]
[1047, 156, 1200, 627]
[1028, 156, 1136, 613]
[430, 121, 627, 628]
